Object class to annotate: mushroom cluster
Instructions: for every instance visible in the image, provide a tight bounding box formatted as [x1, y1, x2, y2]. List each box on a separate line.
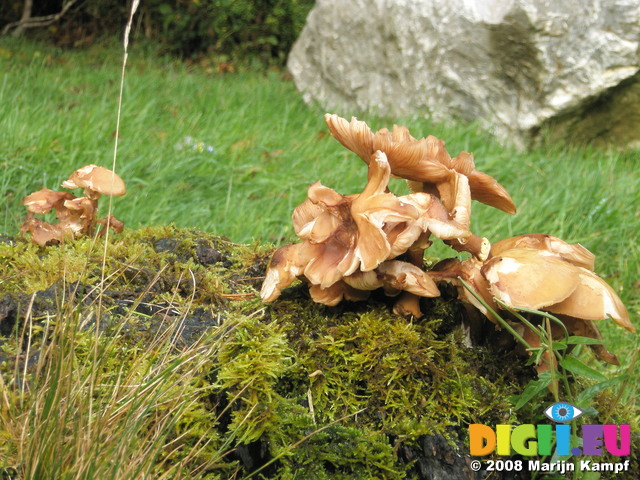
[429, 233, 635, 367]
[261, 114, 634, 365]
[260, 151, 480, 313]
[21, 164, 126, 246]
[261, 114, 513, 316]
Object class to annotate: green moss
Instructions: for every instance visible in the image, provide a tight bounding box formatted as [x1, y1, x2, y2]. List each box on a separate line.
[267, 403, 403, 479]
[1, 226, 636, 479]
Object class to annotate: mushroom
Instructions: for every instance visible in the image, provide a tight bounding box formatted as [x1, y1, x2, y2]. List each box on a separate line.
[61, 164, 126, 236]
[306, 260, 440, 309]
[308, 281, 371, 306]
[260, 243, 308, 302]
[489, 233, 595, 271]
[481, 247, 632, 333]
[324, 114, 452, 185]
[19, 216, 69, 247]
[62, 164, 126, 200]
[262, 150, 487, 310]
[482, 248, 582, 311]
[62, 196, 98, 234]
[349, 152, 422, 271]
[377, 260, 440, 297]
[339, 260, 441, 298]
[289, 152, 427, 288]
[543, 266, 633, 332]
[20, 188, 79, 246]
[323, 114, 497, 315]
[22, 188, 76, 215]
[428, 238, 634, 366]
[20, 165, 127, 246]
[324, 113, 516, 214]
[261, 154, 412, 298]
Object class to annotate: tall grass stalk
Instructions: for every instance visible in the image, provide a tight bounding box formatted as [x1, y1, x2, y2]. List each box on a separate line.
[0, 229, 278, 477]
[0, 286, 229, 479]
[91, 0, 141, 457]
[0, 13, 638, 474]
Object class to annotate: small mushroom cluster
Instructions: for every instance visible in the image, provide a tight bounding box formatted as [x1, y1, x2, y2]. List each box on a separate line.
[21, 164, 126, 246]
[429, 233, 635, 367]
[261, 114, 516, 316]
[261, 114, 635, 365]
[260, 151, 473, 311]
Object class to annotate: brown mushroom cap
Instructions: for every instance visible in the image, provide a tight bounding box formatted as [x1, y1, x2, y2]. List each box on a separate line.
[431, 246, 634, 335]
[292, 196, 327, 239]
[260, 243, 307, 302]
[376, 260, 440, 297]
[20, 217, 68, 246]
[64, 196, 96, 218]
[61, 197, 97, 233]
[309, 281, 370, 306]
[324, 113, 516, 214]
[22, 188, 76, 214]
[350, 152, 420, 271]
[324, 114, 452, 182]
[62, 164, 126, 197]
[323, 113, 375, 164]
[293, 182, 352, 243]
[300, 230, 359, 288]
[490, 233, 595, 271]
[481, 248, 581, 310]
[545, 267, 634, 331]
[392, 292, 424, 318]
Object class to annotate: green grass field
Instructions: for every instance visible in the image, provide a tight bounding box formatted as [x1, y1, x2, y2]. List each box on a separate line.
[2, 38, 637, 323]
[0, 37, 638, 478]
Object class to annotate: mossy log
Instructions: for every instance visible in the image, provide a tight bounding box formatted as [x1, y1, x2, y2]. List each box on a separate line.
[0, 227, 636, 479]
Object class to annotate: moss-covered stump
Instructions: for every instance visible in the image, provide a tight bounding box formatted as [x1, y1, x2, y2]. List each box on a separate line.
[0, 226, 636, 479]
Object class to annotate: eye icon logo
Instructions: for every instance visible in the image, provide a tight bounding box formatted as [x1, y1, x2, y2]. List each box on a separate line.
[544, 402, 583, 423]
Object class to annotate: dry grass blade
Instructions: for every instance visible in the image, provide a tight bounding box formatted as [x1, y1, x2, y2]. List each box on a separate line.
[0, 287, 229, 479]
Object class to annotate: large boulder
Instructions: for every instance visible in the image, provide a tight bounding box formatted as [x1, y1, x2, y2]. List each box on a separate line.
[288, 0, 640, 149]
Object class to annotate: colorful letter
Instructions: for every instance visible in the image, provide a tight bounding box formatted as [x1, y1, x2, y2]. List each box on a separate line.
[469, 424, 496, 456]
[582, 424, 604, 455]
[511, 424, 537, 456]
[603, 425, 630, 456]
[496, 424, 511, 455]
[537, 424, 553, 456]
[555, 424, 572, 456]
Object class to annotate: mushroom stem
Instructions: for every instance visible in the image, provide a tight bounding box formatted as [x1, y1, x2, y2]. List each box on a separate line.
[445, 234, 490, 261]
[393, 292, 423, 318]
[391, 248, 426, 317]
[85, 196, 99, 235]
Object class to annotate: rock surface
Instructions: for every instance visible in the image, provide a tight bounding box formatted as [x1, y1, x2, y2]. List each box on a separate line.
[288, 0, 640, 149]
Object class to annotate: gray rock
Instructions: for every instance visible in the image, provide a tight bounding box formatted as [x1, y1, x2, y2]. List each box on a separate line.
[288, 0, 640, 149]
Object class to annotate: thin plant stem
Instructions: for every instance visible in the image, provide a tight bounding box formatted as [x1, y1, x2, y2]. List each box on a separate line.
[92, 0, 140, 458]
[458, 278, 532, 350]
[545, 318, 559, 402]
[602, 348, 638, 424]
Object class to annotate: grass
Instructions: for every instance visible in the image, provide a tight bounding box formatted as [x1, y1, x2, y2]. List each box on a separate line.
[6, 227, 634, 479]
[1, 37, 637, 335]
[0, 37, 638, 477]
[0, 301, 226, 479]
